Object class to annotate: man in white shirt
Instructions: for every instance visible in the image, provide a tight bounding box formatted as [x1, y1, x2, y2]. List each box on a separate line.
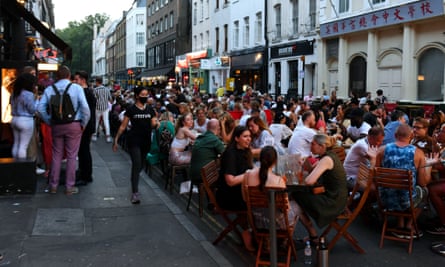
[347, 108, 371, 142]
[344, 127, 384, 189]
[287, 110, 317, 157]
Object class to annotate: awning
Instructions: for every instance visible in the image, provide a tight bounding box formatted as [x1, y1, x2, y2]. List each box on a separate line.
[139, 67, 175, 80]
[2, 0, 72, 61]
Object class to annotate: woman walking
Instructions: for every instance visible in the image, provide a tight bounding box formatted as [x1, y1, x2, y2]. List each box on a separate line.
[113, 86, 158, 204]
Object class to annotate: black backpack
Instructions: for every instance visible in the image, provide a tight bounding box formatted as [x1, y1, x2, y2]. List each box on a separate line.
[50, 83, 76, 124]
[158, 121, 173, 155]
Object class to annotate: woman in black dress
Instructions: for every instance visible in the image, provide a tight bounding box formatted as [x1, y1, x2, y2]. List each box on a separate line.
[113, 86, 158, 204]
[216, 125, 254, 251]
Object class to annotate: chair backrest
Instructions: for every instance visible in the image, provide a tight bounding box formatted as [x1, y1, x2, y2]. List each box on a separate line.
[244, 185, 289, 231]
[201, 159, 221, 210]
[331, 146, 346, 163]
[348, 163, 374, 210]
[373, 167, 414, 210]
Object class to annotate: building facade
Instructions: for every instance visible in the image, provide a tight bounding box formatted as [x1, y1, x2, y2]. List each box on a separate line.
[318, 0, 445, 102]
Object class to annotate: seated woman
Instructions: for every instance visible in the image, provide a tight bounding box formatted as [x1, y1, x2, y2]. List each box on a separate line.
[294, 134, 348, 242]
[246, 116, 275, 158]
[193, 106, 208, 134]
[243, 146, 299, 229]
[216, 125, 254, 251]
[169, 112, 197, 165]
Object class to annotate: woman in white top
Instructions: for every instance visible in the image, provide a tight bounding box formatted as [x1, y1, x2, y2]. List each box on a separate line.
[169, 112, 197, 165]
[269, 112, 293, 155]
[246, 116, 275, 158]
[193, 106, 208, 134]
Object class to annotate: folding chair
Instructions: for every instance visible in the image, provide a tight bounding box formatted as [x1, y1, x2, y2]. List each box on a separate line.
[244, 185, 298, 267]
[321, 163, 373, 254]
[201, 160, 246, 245]
[373, 167, 420, 254]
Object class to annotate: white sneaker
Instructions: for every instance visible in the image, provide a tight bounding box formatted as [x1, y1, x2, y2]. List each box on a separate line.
[91, 135, 97, 141]
[106, 136, 113, 143]
[36, 167, 46, 175]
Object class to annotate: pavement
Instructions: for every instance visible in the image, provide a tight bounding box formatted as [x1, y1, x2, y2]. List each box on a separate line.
[0, 138, 444, 266]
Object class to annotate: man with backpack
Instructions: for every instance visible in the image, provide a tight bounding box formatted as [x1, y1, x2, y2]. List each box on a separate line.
[37, 65, 90, 195]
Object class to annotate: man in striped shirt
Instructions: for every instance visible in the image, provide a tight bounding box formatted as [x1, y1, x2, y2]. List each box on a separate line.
[92, 77, 112, 143]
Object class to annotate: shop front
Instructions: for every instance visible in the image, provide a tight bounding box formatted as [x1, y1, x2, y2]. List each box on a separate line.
[230, 46, 266, 95]
[269, 40, 315, 100]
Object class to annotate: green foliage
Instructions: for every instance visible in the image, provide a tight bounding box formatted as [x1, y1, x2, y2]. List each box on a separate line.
[56, 13, 110, 74]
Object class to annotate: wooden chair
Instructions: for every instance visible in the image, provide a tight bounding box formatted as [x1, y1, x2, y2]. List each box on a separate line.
[321, 163, 373, 254]
[165, 163, 190, 194]
[201, 160, 246, 245]
[373, 167, 419, 254]
[244, 186, 298, 267]
[186, 179, 205, 217]
[331, 146, 346, 163]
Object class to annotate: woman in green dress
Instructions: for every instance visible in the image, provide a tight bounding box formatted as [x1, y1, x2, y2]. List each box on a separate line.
[293, 134, 348, 242]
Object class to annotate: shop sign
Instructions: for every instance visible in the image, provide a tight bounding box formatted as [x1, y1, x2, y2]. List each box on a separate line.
[320, 0, 444, 38]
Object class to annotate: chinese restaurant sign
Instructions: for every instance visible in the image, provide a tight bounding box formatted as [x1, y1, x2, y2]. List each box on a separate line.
[320, 0, 444, 38]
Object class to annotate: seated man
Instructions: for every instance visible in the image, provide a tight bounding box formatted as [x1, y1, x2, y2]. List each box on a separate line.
[375, 124, 432, 237]
[189, 119, 225, 183]
[346, 108, 371, 142]
[344, 127, 384, 189]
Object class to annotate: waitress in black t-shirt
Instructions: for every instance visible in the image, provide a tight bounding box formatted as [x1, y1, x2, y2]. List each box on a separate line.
[113, 86, 158, 204]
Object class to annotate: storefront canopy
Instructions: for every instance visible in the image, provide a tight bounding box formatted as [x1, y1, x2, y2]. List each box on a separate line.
[139, 66, 175, 81]
[1, 0, 72, 61]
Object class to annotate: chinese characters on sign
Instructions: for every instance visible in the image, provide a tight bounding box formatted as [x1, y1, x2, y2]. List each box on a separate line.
[320, 0, 444, 38]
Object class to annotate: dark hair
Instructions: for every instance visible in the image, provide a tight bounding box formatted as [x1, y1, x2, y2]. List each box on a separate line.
[56, 65, 71, 80]
[95, 76, 103, 84]
[133, 86, 148, 96]
[376, 89, 383, 96]
[390, 110, 405, 121]
[12, 73, 37, 99]
[259, 146, 277, 191]
[75, 70, 89, 83]
[227, 126, 253, 168]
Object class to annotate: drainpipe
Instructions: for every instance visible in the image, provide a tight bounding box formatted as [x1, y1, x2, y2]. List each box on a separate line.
[264, 0, 269, 97]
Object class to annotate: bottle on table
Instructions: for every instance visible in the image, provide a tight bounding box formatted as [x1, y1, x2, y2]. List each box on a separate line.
[304, 240, 312, 265]
[318, 236, 329, 267]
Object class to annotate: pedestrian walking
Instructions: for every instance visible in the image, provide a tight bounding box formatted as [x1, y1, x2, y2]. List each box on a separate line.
[112, 86, 158, 204]
[92, 76, 112, 142]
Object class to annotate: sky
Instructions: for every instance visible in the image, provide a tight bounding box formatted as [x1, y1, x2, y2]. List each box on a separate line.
[52, 0, 134, 29]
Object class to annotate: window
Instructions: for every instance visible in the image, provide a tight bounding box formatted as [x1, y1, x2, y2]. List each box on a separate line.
[309, 0, 316, 30]
[160, 18, 163, 33]
[136, 32, 144, 45]
[418, 48, 445, 101]
[224, 24, 228, 52]
[206, 0, 210, 18]
[164, 15, 168, 30]
[200, 33, 204, 50]
[215, 27, 219, 53]
[243, 17, 249, 47]
[147, 26, 151, 39]
[233, 21, 239, 48]
[136, 52, 144, 67]
[255, 12, 262, 43]
[148, 4, 151, 16]
[193, 3, 197, 25]
[200, 0, 204, 21]
[292, 0, 299, 35]
[170, 12, 174, 28]
[216, 0, 219, 9]
[372, 0, 385, 3]
[339, 0, 349, 13]
[206, 30, 210, 48]
[274, 4, 281, 39]
[194, 35, 197, 50]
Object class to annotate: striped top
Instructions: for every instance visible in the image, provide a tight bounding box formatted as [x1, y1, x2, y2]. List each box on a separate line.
[94, 85, 111, 111]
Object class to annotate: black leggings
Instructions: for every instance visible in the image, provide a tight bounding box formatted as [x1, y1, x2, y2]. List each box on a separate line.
[128, 144, 149, 193]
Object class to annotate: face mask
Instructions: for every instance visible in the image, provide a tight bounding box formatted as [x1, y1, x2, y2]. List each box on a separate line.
[139, 96, 148, 103]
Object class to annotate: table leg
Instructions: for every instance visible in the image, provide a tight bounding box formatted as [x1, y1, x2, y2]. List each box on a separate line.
[268, 190, 277, 267]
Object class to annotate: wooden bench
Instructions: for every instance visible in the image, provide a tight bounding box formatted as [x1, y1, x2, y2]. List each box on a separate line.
[0, 158, 36, 194]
